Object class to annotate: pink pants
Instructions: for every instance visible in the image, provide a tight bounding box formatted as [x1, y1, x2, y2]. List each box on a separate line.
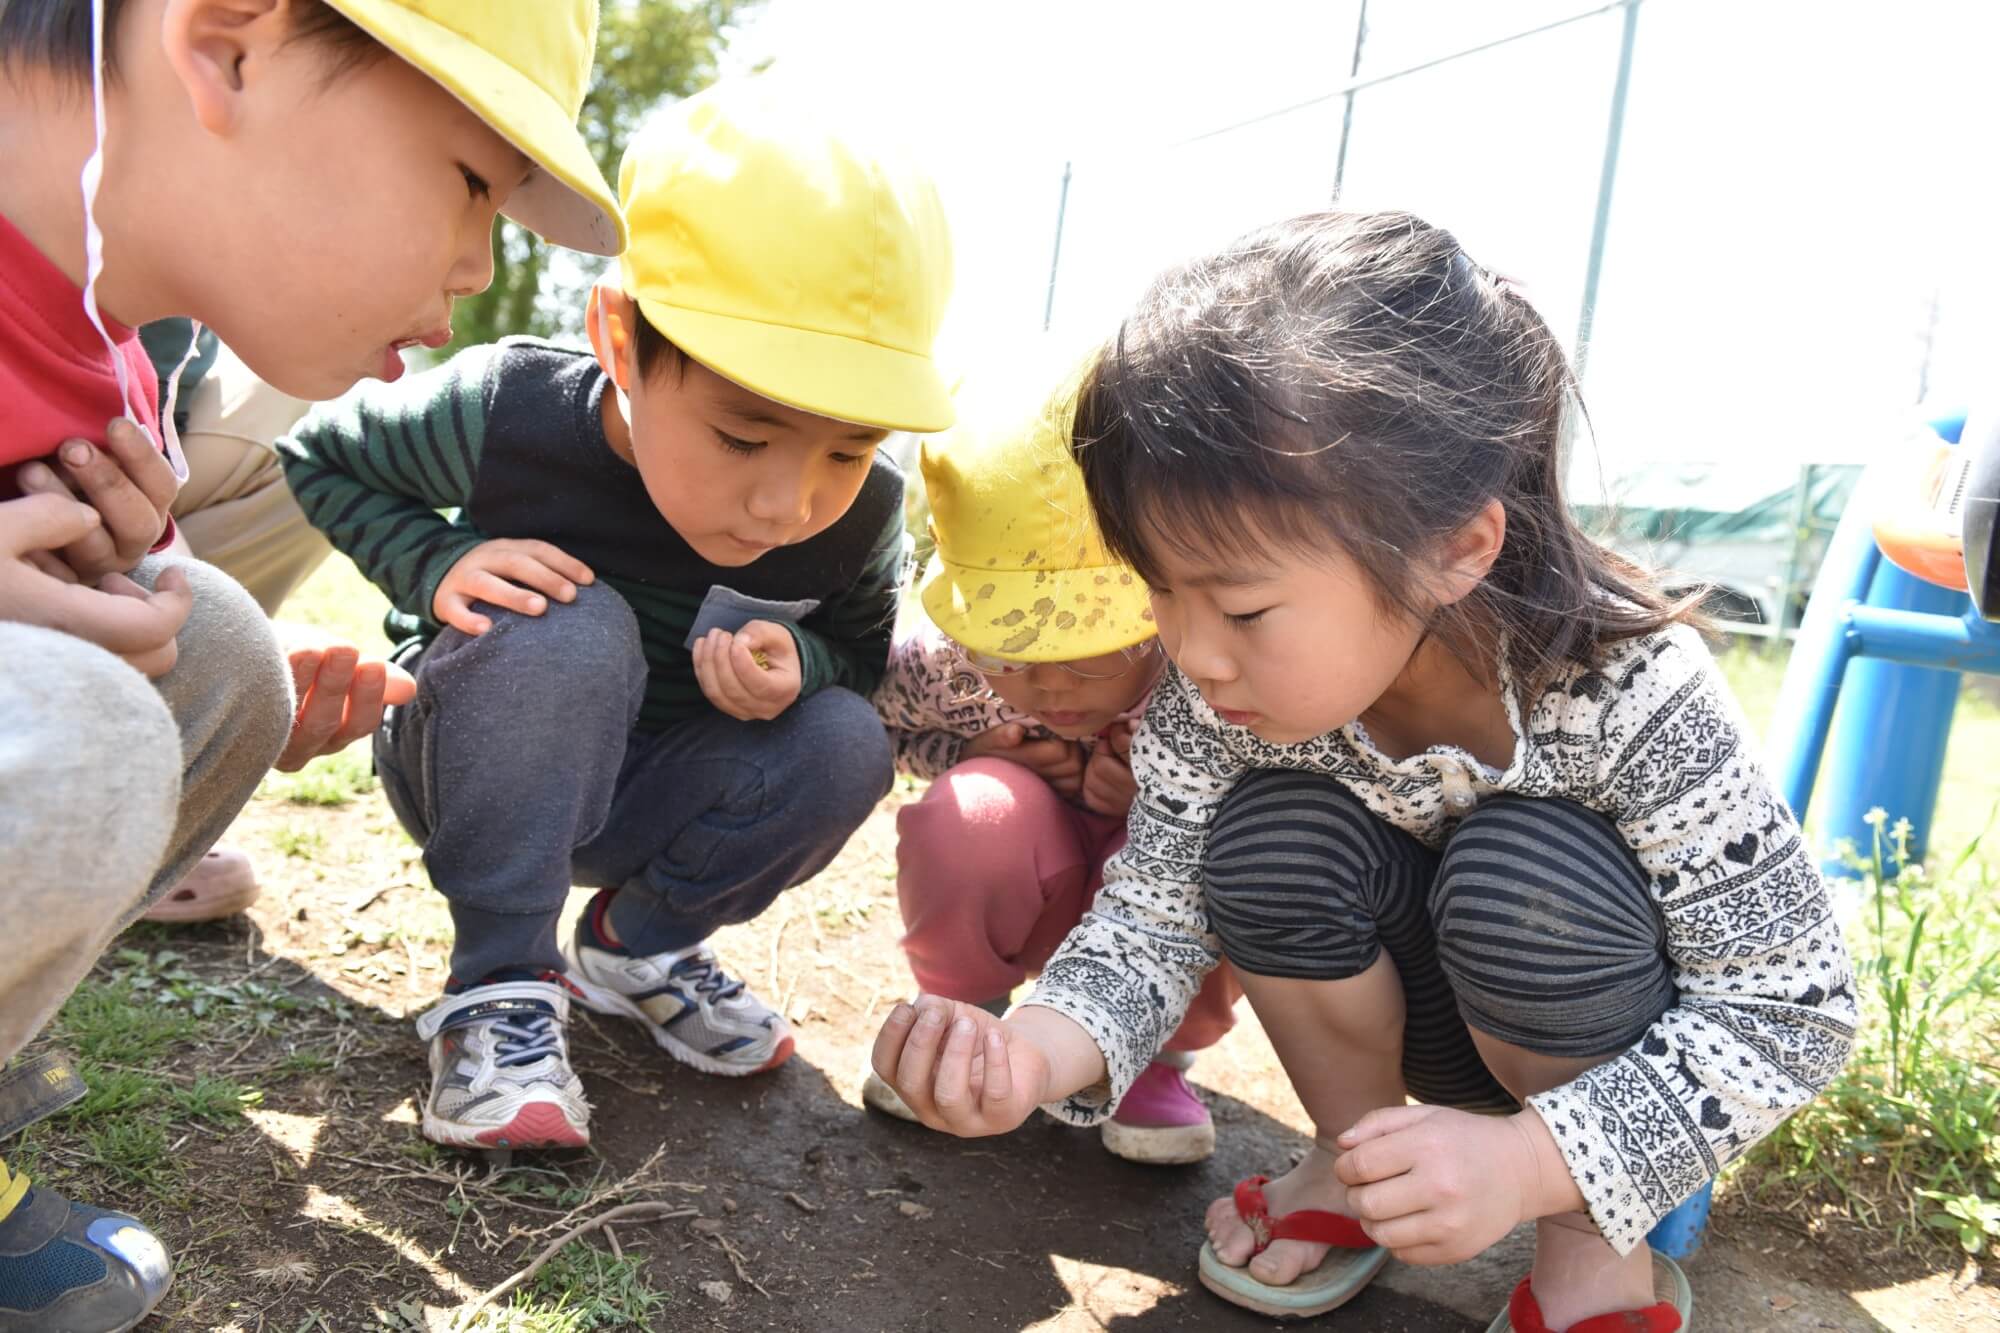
[895, 757, 1241, 1054]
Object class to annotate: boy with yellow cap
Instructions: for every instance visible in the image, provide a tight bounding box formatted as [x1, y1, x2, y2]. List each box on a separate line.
[0, 3, 616, 1326]
[866, 354, 1240, 1165]
[281, 77, 954, 1156]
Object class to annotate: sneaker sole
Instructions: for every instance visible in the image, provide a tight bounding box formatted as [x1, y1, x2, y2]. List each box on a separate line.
[1100, 1118, 1217, 1165]
[564, 967, 795, 1078]
[422, 1100, 589, 1151]
[860, 1071, 920, 1122]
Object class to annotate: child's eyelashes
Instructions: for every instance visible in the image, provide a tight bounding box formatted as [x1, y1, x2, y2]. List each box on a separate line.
[714, 429, 764, 457]
[1224, 608, 1270, 627]
[829, 450, 872, 468]
[459, 165, 492, 200]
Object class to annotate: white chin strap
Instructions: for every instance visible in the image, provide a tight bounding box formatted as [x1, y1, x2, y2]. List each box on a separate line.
[80, 0, 191, 483]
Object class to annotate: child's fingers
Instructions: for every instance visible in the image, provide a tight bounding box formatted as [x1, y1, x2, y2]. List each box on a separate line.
[383, 660, 418, 707]
[1344, 1173, 1429, 1228]
[1337, 1104, 1434, 1150]
[1334, 1125, 1427, 1188]
[1356, 1212, 1440, 1259]
[24, 549, 80, 583]
[435, 590, 492, 636]
[464, 570, 548, 617]
[691, 634, 736, 716]
[871, 1002, 919, 1088]
[288, 648, 324, 705]
[489, 552, 578, 603]
[0, 490, 101, 558]
[930, 1016, 980, 1120]
[979, 1028, 1015, 1109]
[894, 997, 953, 1115]
[98, 417, 182, 515]
[515, 540, 593, 586]
[57, 436, 167, 565]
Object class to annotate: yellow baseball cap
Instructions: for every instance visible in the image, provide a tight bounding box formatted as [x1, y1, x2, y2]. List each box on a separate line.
[919, 349, 1154, 662]
[617, 79, 955, 434]
[324, 0, 625, 256]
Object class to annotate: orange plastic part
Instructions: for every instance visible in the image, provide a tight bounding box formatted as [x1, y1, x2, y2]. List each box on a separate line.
[1874, 442, 1972, 591]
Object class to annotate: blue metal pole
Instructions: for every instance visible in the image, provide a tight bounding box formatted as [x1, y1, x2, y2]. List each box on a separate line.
[1816, 567, 1965, 863]
[1768, 467, 1884, 820]
[1810, 411, 1970, 863]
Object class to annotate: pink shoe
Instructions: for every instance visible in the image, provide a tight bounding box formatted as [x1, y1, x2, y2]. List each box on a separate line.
[143, 846, 261, 923]
[1101, 1059, 1215, 1164]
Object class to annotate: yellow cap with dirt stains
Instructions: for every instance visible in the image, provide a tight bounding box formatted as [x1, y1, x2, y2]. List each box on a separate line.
[918, 349, 1154, 662]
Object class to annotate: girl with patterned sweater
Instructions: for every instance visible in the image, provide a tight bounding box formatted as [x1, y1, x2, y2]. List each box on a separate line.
[865, 358, 1241, 1165]
[872, 212, 1856, 1331]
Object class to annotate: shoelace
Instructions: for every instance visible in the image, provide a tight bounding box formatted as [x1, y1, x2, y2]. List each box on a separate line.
[668, 953, 746, 1004]
[489, 1009, 563, 1071]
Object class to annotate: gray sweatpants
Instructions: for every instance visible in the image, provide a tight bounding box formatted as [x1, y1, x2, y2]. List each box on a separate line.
[0, 556, 292, 1068]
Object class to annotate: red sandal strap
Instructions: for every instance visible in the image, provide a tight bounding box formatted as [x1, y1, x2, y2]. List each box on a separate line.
[1506, 1276, 1683, 1333]
[1229, 1174, 1375, 1256]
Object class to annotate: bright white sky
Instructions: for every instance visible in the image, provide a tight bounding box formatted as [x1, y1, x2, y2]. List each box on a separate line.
[715, 0, 1999, 491]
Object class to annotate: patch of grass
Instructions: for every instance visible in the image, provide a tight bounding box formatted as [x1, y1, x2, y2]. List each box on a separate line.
[171, 1074, 262, 1126]
[478, 1244, 673, 1332]
[1737, 814, 2000, 1255]
[264, 746, 378, 808]
[272, 822, 329, 860]
[22, 948, 277, 1215]
[81, 1117, 177, 1192]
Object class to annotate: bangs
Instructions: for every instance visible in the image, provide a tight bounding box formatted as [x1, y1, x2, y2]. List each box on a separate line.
[1073, 317, 1365, 589]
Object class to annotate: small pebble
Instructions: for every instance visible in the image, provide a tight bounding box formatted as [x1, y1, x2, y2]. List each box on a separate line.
[700, 1280, 733, 1305]
[898, 1200, 934, 1220]
[690, 1217, 726, 1236]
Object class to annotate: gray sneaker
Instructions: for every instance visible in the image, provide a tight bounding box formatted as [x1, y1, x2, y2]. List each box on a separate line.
[412, 979, 590, 1151]
[562, 937, 794, 1076]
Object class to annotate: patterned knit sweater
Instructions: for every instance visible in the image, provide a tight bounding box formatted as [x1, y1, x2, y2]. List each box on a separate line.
[1022, 623, 1857, 1254]
[278, 339, 907, 732]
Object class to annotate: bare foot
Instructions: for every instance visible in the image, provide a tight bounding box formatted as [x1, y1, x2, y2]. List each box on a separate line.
[1203, 1144, 1357, 1287]
[1526, 1212, 1656, 1329]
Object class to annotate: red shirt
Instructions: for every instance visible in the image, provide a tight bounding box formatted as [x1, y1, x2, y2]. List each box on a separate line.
[0, 208, 163, 472]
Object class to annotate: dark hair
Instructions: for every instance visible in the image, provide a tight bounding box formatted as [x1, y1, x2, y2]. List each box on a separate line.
[1073, 209, 1703, 699]
[1, 0, 380, 84]
[633, 308, 686, 384]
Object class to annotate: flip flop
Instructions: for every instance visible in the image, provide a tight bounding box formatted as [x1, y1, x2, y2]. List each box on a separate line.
[143, 846, 261, 923]
[1485, 1250, 1692, 1332]
[1196, 1174, 1390, 1319]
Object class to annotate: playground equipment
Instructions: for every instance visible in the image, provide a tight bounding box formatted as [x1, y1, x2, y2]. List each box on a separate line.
[1644, 407, 2000, 1261]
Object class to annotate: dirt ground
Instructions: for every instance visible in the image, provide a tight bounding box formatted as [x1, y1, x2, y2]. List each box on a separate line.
[25, 779, 1999, 1332]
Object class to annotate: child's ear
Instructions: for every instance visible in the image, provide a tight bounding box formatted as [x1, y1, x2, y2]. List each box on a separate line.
[160, 0, 288, 135]
[586, 285, 636, 394]
[1433, 499, 1506, 606]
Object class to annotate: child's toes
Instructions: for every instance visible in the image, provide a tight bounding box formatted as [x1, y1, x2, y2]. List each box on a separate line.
[1204, 1200, 1257, 1266]
[1249, 1239, 1329, 1287]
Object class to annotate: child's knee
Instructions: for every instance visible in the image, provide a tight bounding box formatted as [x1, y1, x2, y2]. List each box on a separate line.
[785, 687, 893, 817]
[1202, 770, 1404, 979]
[1431, 796, 1672, 1057]
[148, 557, 293, 771]
[0, 625, 181, 914]
[926, 755, 1066, 830]
[420, 579, 646, 718]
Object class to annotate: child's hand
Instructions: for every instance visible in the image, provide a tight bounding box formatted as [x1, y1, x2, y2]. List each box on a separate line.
[961, 722, 1085, 798]
[0, 492, 192, 677]
[1079, 745, 1137, 817]
[273, 628, 419, 772]
[432, 538, 594, 636]
[13, 418, 179, 581]
[1334, 1105, 1560, 1265]
[871, 996, 1049, 1137]
[692, 621, 802, 720]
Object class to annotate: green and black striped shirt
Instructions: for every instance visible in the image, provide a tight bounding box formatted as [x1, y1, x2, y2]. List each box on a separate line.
[278, 338, 907, 732]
